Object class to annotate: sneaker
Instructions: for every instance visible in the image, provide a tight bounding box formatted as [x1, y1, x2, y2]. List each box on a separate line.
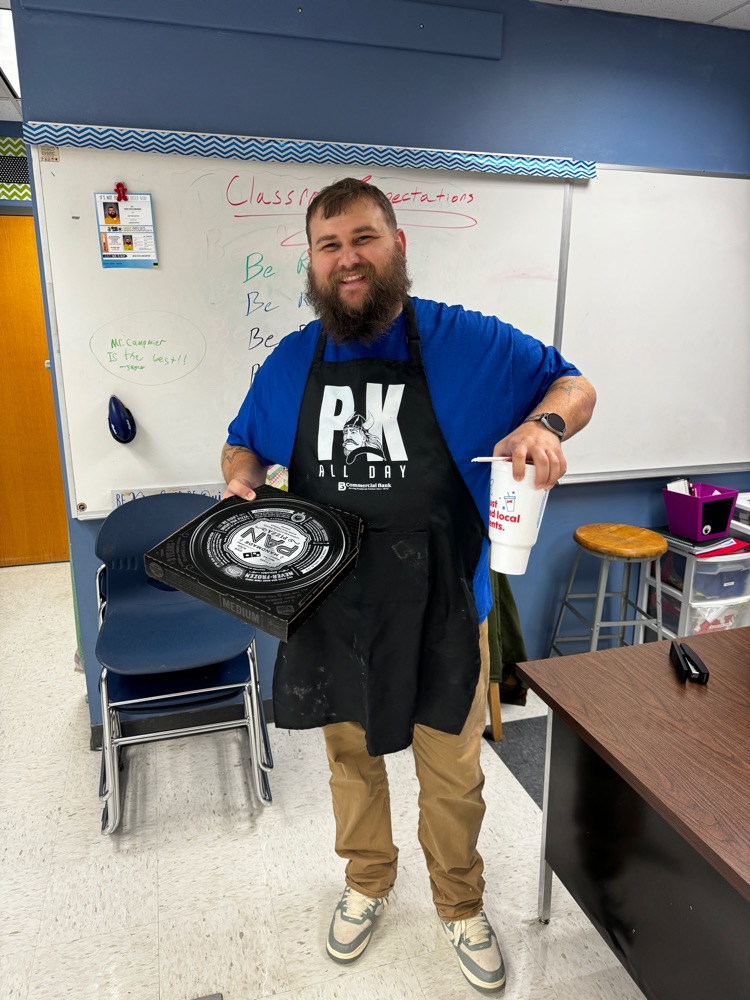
[326, 886, 387, 963]
[442, 911, 506, 993]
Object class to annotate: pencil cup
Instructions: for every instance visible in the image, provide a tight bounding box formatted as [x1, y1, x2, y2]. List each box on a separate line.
[482, 458, 549, 575]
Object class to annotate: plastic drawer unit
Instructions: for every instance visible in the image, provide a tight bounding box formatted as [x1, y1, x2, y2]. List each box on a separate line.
[661, 550, 750, 601]
[638, 540, 750, 641]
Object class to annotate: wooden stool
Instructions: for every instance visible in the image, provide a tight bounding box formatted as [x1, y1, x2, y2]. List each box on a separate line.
[549, 523, 668, 655]
[487, 682, 502, 741]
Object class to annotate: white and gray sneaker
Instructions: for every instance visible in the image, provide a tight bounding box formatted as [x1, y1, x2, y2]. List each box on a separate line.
[442, 911, 506, 993]
[326, 886, 387, 963]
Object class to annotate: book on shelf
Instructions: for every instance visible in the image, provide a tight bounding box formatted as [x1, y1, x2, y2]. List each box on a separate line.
[655, 526, 737, 555]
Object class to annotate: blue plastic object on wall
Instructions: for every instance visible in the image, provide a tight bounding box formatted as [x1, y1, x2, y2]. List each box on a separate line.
[108, 395, 136, 443]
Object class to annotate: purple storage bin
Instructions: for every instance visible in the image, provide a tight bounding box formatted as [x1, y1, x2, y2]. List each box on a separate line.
[662, 483, 738, 542]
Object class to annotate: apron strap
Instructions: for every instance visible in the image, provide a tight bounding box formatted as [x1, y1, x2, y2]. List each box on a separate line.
[403, 298, 423, 364]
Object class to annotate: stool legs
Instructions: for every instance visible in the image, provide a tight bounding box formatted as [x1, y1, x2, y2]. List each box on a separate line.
[550, 551, 665, 656]
[589, 557, 611, 653]
[617, 562, 633, 648]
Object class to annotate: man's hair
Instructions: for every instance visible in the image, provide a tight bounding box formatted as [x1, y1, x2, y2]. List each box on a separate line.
[305, 178, 398, 244]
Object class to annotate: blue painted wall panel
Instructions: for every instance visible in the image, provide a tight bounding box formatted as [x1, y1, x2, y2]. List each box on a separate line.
[11, 0, 750, 171]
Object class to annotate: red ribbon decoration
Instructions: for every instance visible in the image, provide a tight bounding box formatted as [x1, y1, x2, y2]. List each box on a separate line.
[114, 182, 129, 202]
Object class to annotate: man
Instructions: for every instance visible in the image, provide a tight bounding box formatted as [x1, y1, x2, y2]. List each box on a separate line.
[222, 178, 596, 994]
[104, 203, 120, 224]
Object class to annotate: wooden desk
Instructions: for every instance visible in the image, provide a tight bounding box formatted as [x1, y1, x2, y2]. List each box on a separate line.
[518, 628, 750, 1000]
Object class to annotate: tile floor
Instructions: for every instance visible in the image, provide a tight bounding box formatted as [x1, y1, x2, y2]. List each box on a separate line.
[0, 562, 647, 1000]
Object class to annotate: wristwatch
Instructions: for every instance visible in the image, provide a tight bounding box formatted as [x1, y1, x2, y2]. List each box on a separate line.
[522, 412, 566, 440]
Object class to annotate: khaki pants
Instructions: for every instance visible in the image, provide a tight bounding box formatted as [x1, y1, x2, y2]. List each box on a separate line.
[323, 619, 490, 922]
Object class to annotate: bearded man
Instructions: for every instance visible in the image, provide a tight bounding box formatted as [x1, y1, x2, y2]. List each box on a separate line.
[221, 177, 596, 994]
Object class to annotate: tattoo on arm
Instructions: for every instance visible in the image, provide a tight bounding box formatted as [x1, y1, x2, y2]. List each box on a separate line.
[222, 444, 247, 468]
[551, 377, 589, 400]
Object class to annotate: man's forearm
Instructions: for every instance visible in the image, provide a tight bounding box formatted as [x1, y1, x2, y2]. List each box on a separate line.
[527, 375, 597, 440]
[221, 443, 268, 490]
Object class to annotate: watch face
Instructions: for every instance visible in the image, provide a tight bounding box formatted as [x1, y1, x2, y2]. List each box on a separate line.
[544, 413, 566, 435]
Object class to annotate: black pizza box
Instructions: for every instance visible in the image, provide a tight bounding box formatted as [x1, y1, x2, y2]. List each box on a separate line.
[144, 485, 364, 642]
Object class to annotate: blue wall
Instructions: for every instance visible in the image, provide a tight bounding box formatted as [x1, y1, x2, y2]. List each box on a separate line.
[9, 0, 750, 721]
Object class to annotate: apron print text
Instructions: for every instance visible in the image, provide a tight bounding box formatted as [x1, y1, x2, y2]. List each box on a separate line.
[316, 383, 409, 491]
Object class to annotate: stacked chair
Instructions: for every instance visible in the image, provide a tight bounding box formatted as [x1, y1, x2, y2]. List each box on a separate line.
[95, 492, 272, 835]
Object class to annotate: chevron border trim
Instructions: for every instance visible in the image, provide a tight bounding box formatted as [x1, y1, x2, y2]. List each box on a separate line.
[0, 137, 27, 156]
[23, 122, 596, 179]
[0, 183, 32, 201]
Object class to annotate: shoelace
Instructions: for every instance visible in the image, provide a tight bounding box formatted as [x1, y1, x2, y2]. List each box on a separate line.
[341, 888, 386, 920]
[446, 914, 491, 948]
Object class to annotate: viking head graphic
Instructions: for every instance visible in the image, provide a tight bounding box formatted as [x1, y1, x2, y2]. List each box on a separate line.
[342, 412, 384, 464]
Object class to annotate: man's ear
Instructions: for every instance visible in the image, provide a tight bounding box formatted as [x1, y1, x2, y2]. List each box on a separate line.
[396, 228, 406, 253]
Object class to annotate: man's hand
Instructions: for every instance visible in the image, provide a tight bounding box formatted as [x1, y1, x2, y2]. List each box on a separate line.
[220, 443, 267, 500]
[493, 423, 565, 490]
[222, 477, 257, 501]
[493, 374, 597, 489]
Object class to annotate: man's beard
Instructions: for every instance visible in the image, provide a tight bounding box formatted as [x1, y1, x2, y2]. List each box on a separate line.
[305, 245, 412, 345]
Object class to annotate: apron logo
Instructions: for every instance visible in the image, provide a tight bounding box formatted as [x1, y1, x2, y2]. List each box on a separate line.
[317, 384, 407, 464]
[342, 412, 384, 465]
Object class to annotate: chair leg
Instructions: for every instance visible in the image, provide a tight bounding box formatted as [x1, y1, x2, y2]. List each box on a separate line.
[488, 681, 503, 741]
[248, 641, 273, 771]
[244, 643, 272, 806]
[99, 670, 123, 835]
[244, 683, 273, 806]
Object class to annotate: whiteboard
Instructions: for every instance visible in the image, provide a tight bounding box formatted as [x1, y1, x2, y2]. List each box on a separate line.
[560, 167, 750, 482]
[34, 145, 566, 517]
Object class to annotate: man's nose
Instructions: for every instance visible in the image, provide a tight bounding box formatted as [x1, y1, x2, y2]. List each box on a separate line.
[338, 245, 361, 268]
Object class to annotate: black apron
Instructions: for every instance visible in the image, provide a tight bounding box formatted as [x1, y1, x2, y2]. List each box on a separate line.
[273, 298, 486, 755]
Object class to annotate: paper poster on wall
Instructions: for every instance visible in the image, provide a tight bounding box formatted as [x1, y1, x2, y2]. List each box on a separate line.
[95, 192, 158, 268]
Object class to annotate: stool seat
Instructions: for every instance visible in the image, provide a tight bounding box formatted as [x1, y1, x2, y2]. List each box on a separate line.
[550, 522, 666, 655]
[574, 523, 668, 560]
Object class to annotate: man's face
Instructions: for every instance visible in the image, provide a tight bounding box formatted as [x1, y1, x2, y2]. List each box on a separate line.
[305, 198, 410, 344]
[107, 205, 117, 217]
[308, 199, 406, 310]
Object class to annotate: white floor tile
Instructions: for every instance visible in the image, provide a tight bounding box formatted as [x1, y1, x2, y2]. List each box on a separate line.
[37, 851, 158, 947]
[155, 730, 261, 846]
[292, 958, 426, 1000]
[25, 925, 160, 1000]
[0, 752, 70, 870]
[0, 947, 35, 1000]
[258, 810, 342, 896]
[0, 865, 49, 954]
[53, 744, 159, 862]
[158, 894, 289, 1000]
[519, 909, 623, 983]
[157, 827, 269, 919]
[552, 962, 647, 1000]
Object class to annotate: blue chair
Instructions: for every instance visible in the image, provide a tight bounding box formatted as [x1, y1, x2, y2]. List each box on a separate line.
[95, 492, 272, 835]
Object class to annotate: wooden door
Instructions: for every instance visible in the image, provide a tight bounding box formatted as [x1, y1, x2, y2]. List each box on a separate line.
[0, 214, 69, 565]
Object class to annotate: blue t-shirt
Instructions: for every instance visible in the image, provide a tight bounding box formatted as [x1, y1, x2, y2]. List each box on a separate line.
[227, 296, 581, 621]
